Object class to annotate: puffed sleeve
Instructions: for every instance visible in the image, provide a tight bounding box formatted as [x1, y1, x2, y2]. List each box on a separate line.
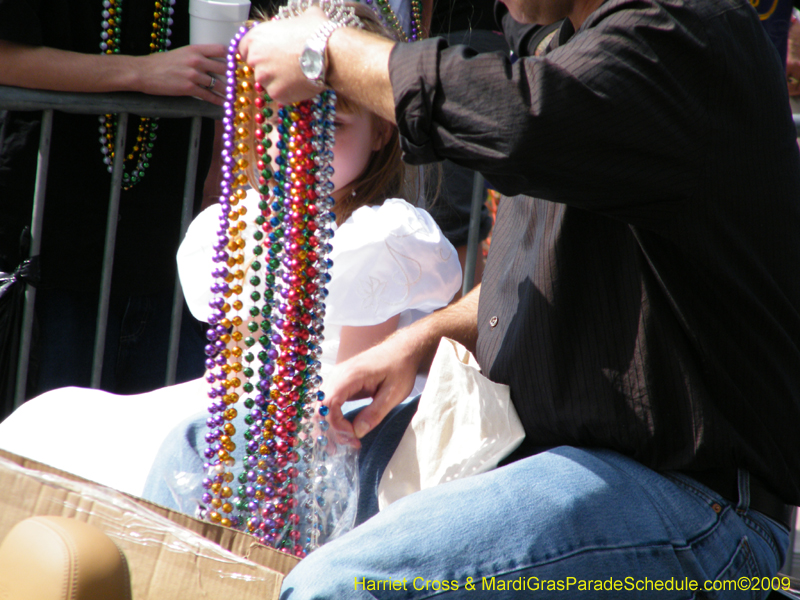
[325, 198, 462, 326]
[177, 190, 270, 322]
[176, 202, 223, 322]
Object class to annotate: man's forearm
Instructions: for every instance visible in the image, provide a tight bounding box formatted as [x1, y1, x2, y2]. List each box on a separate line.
[398, 283, 481, 373]
[325, 27, 396, 123]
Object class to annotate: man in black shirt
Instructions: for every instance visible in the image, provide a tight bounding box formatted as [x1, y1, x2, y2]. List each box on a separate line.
[240, 0, 800, 595]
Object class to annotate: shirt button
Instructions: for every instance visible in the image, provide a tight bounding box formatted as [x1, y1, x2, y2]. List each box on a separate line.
[489, 316, 498, 328]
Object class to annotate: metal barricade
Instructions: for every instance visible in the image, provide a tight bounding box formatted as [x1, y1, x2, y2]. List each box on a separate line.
[0, 85, 222, 410]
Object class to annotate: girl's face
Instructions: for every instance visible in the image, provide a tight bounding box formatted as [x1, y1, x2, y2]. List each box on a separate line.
[263, 105, 388, 202]
[329, 108, 388, 201]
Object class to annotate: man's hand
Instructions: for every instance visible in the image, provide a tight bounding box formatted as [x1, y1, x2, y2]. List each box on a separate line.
[323, 326, 427, 447]
[238, 10, 397, 121]
[238, 8, 330, 105]
[322, 285, 482, 445]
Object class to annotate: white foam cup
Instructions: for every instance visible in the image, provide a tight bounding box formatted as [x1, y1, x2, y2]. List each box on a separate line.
[189, 0, 251, 47]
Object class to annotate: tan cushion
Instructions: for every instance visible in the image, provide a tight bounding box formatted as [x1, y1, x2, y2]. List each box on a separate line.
[0, 516, 131, 600]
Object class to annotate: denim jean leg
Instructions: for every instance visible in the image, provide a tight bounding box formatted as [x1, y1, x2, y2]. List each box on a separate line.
[142, 406, 253, 513]
[141, 411, 209, 512]
[348, 396, 420, 525]
[280, 446, 789, 600]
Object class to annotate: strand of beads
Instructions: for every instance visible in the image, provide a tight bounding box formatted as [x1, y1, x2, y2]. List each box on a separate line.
[234, 95, 336, 555]
[409, 0, 422, 41]
[232, 79, 278, 538]
[98, 0, 175, 188]
[202, 26, 260, 530]
[268, 96, 337, 555]
[234, 99, 292, 547]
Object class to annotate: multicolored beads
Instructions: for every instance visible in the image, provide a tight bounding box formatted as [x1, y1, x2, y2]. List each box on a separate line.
[364, 0, 421, 41]
[200, 23, 341, 558]
[98, 0, 175, 189]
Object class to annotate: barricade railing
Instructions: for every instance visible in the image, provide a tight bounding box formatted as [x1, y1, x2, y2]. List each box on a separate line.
[0, 85, 222, 410]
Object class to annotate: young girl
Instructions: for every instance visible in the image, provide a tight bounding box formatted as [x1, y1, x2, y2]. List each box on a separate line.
[0, 7, 460, 509]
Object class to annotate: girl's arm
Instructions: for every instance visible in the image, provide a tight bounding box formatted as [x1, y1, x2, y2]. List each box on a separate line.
[325, 284, 480, 443]
[336, 315, 401, 364]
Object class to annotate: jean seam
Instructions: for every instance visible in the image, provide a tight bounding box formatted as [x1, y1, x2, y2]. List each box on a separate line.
[721, 536, 759, 600]
[602, 461, 720, 547]
[663, 473, 737, 541]
[669, 475, 783, 582]
[665, 473, 731, 510]
[739, 512, 781, 558]
[667, 474, 782, 561]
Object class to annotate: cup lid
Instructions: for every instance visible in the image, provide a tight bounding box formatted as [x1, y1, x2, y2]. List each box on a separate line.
[189, 0, 251, 21]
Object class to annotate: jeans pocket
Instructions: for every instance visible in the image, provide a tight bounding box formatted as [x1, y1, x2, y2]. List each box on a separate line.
[705, 536, 760, 600]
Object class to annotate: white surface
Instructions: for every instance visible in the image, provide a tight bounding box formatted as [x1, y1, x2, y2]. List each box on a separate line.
[189, 0, 250, 45]
[0, 379, 208, 497]
[378, 338, 524, 510]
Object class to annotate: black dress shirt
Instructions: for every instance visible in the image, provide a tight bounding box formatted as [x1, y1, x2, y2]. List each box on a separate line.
[390, 0, 800, 504]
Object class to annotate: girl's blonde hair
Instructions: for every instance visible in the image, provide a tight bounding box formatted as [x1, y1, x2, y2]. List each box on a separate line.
[248, 3, 411, 223]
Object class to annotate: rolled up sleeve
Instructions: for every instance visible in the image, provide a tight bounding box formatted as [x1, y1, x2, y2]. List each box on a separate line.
[389, 37, 448, 165]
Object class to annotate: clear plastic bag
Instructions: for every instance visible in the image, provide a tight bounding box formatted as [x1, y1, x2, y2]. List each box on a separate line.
[154, 402, 360, 555]
[293, 405, 359, 548]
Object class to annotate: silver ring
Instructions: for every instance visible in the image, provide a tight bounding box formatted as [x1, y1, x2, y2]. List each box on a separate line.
[208, 75, 216, 91]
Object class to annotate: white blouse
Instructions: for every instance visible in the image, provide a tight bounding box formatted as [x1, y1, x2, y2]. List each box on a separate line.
[179, 192, 462, 384]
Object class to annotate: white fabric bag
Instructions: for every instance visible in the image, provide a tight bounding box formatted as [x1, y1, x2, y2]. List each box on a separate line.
[377, 337, 526, 510]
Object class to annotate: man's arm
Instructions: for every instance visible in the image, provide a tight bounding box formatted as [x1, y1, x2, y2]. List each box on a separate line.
[324, 284, 480, 442]
[238, 7, 396, 120]
[0, 40, 228, 105]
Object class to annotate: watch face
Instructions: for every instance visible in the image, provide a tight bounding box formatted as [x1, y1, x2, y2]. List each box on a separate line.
[300, 47, 324, 80]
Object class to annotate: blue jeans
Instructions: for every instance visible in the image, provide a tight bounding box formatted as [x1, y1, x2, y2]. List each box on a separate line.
[142, 397, 414, 516]
[143, 410, 221, 513]
[144, 399, 790, 599]
[281, 401, 790, 599]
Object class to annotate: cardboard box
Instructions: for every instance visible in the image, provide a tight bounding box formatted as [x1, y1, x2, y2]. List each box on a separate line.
[0, 448, 300, 598]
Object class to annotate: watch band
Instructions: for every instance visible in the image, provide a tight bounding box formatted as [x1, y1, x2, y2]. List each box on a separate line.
[302, 20, 347, 87]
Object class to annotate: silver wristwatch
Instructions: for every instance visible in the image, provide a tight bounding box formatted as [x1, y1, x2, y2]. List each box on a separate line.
[299, 20, 346, 87]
